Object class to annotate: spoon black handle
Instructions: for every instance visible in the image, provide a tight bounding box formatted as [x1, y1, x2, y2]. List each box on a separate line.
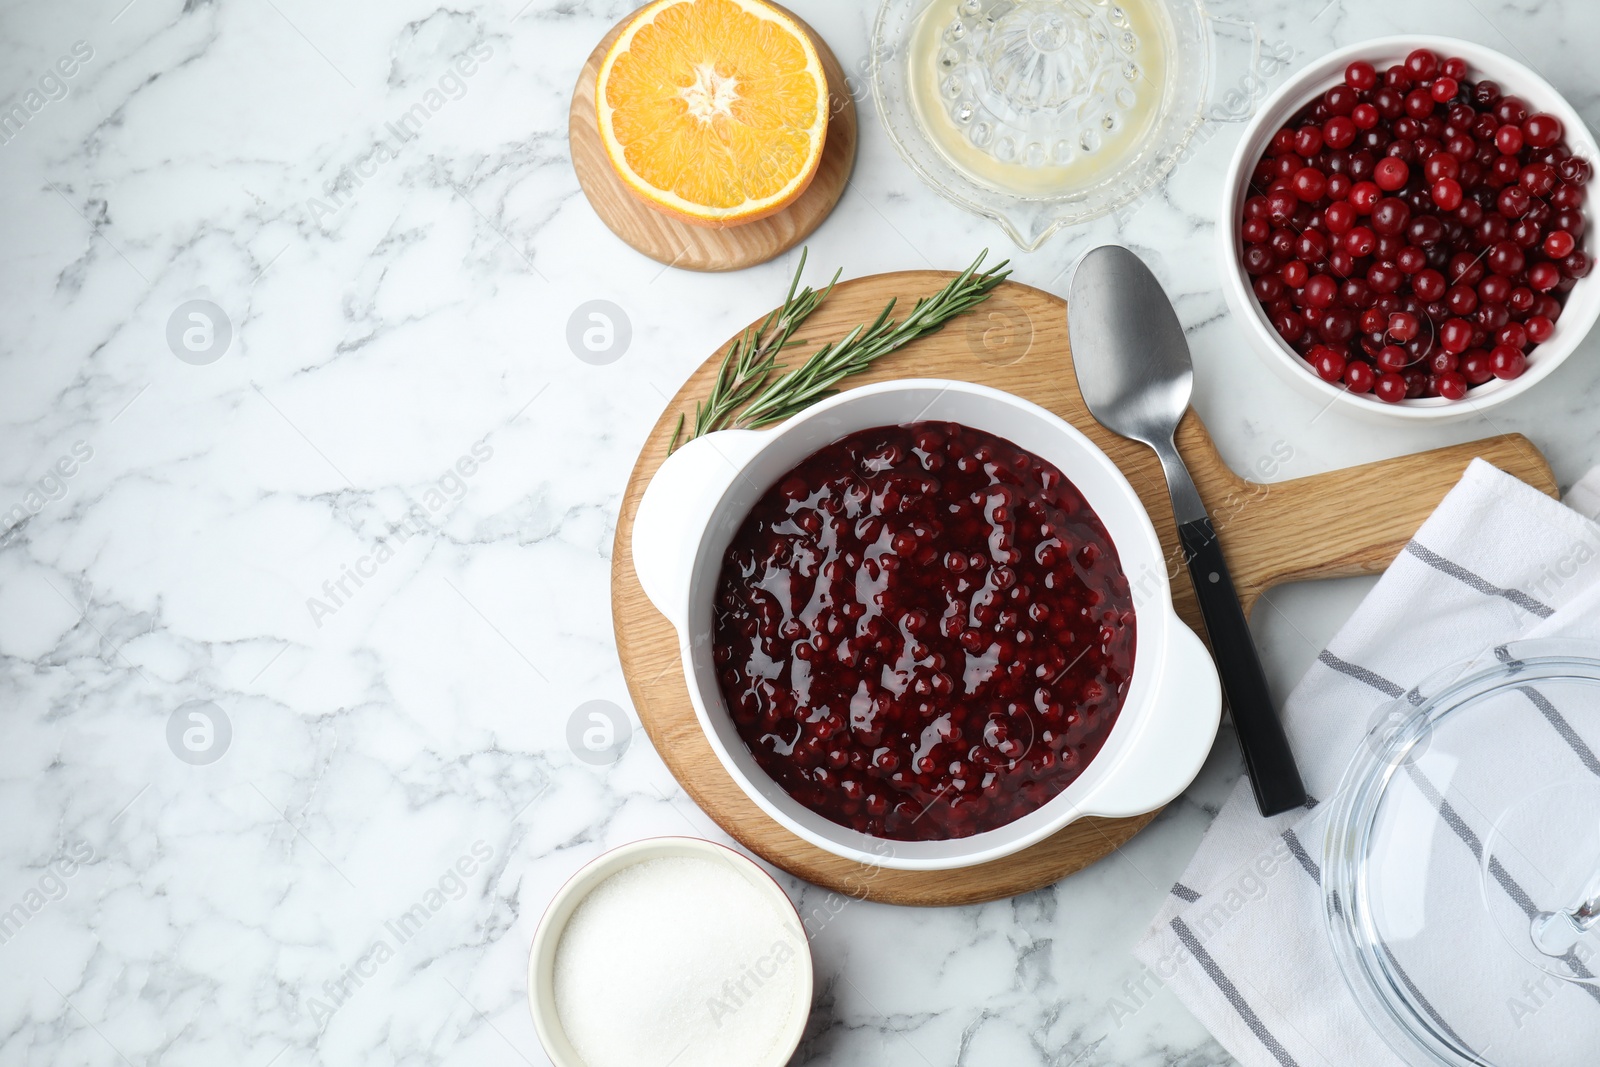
[1177, 516, 1308, 817]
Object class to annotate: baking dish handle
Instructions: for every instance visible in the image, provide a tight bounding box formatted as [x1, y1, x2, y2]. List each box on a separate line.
[632, 429, 766, 630]
[1079, 616, 1222, 819]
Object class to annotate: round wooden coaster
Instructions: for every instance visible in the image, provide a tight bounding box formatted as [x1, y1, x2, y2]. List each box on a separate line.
[612, 272, 1556, 906]
[568, 5, 858, 274]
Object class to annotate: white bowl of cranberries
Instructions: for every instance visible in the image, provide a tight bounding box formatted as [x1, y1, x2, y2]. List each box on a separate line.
[1221, 35, 1598, 420]
[633, 380, 1221, 870]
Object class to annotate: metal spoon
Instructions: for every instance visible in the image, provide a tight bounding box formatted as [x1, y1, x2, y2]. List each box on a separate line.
[1068, 245, 1307, 817]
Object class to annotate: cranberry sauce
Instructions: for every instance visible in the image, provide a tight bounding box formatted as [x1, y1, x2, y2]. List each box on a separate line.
[710, 422, 1136, 841]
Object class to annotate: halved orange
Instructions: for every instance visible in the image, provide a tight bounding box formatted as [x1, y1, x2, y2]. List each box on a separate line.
[596, 0, 830, 228]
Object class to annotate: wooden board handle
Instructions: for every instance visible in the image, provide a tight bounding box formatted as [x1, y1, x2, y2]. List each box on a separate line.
[1183, 424, 1555, 616]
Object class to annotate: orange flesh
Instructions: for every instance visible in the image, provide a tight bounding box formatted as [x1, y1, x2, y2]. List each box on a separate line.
[599, 0, 827, 220]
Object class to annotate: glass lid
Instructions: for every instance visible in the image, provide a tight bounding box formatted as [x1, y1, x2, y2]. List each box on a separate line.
[1324, 641, 1600, 1067]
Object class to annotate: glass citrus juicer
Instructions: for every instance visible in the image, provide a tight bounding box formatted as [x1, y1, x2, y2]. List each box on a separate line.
[871, 0, 1259, 249]
[1323, 640, 1600, 1067]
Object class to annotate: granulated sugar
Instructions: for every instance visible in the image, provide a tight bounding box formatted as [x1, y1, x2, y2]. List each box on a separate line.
[553, 854, 806, 1067]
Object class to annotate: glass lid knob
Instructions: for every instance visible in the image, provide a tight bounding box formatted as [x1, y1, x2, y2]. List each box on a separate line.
[1530, 847, 1600, 958]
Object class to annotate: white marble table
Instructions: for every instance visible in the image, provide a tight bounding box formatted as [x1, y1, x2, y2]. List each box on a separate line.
[1, 0, 1597, 1063]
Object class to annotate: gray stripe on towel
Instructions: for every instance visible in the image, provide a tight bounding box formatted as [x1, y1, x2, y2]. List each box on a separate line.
[1317, 651, 1404, 698]
[1170, 917, 1302, 1067]
[1171, 882, 1200, 903]
[1282, 829, 1320, 883]
[1404, 540, 1554, 617]
[1518, 685, 1600, 777]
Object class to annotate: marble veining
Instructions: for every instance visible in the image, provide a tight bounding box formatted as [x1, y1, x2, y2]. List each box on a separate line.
[0, 0, 1597, 1064]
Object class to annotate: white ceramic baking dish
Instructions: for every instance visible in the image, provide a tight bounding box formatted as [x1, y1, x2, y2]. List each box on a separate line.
[633, 379, 1220, 870]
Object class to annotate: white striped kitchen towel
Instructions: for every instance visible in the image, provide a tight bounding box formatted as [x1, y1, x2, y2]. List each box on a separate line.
[1132, 458, 1600, 1067]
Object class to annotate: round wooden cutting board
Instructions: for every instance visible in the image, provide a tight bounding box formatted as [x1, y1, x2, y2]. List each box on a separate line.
[612, 271, 1556, 906]
[569, 5, 857, 273]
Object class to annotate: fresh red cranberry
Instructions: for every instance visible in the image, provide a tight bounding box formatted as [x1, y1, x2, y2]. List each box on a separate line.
[1495, 96, 1530, 126]
[1344, 359, 1376, 392]
[1293, 126, 1324, 157]
[1371, 197, 1411, 235]
[1312, 346, 1347, 382]
[1510, 217, 1543, 249]
[1523, 112, 1563, 150]
[1427, 179, 1465, 211]
[1375, 344, 1409, 372]
[1325, 200, 1357, 233]
[1534, 292, 1564, 320]
[1319, 307, 1356, 343]
[1559, 156, 1593, 185]
[1521, 163, 1558, 197]
[1494, 124, 1524, 156]
[1248, 268, 1286, 299]
[1446, 286, 1478, 315]
[1292, 167, 1328, 202]
[1374, 156, 1410, 191]
[1528, 261, 1562, 291]
[1461, 348, 1494, 384]
[1413, 268, 1447, 301]
[1553, 183, 1585, 209]
[1349, 180, 1382, 213]
[1254, 274, 1285, 302]
[1374, 372, 1408, 402]
[1489, 154, 1522, 187]
[1497, 322, 1528, 350]
[1489, 345, 1527, 379]
[1405, 48, 1439, 80]
[1497, 186, 1532, 219]
[1545, 230, 1576, 258]
[1324, 115, 1357, 149]
[1423, 151, 1460, 183]
[1326, 84, 1359, 116]
[1387, 311, 1420, 341]
[1296, 229, 1330, 263]
[1440, 317, 1474, 353]
[1478, 273, 1512, 304]
[1346, 60, 1377, 91]
[1404, 89, 1435, 120]
[1487, 240, 1526, 276]
[1435, 371, 1469, 399]
[1303, 273, 1338, 307]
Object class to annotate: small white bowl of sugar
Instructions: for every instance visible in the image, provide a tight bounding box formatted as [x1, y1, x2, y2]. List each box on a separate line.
[529, 837, 814, 1067]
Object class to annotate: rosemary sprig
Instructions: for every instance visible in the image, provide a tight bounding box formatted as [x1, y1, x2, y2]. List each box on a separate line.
[668, 249, 840, 452]
[669, 250, 1010, 450]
